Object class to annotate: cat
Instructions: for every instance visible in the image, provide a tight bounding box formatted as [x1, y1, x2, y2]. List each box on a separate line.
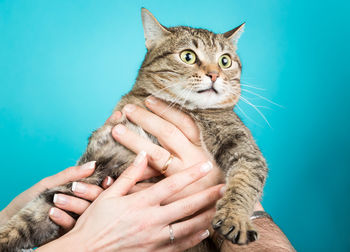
[0, 8, 268, 251]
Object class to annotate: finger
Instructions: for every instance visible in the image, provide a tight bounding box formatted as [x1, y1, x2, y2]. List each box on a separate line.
[142, 161, 213, 205]
[161, 184, 223, 223]
[108, 151, 147, 196]
[162, 229, 210, 252]
[128, 182, 154, 194]
[139, 166, 161, 181]
[71, 182, 104, 201]
[40, 161, 96, 190]
[53, 194, 90, 215]
[112, 124, 182, 175]
[160, 207, 215, 243]
[49, 207, 76, 232]
[122, 104, 193, 156]
[102, 176, 115, 189]
[145, 96, 201, 145]
[105, 110, 122, 125]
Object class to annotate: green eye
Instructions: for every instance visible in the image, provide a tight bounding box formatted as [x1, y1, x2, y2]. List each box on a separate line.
[218, 54, 232, 69]
[180, 50, 196, 64]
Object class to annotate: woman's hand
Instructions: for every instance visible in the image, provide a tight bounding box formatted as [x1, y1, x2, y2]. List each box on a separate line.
[38, 152, 224, 252]
[0, 162, 113, 230]
[110, 96, 223, 203]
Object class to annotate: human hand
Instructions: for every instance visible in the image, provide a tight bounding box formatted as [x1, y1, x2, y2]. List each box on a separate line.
[0, 162, 113, 229]
[111, 96, 224, 204]
[38, 152, 224, 252]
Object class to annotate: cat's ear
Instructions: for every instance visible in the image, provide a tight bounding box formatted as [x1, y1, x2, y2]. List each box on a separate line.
[223, 23, 245, 46]
[141, 8, 171, 49]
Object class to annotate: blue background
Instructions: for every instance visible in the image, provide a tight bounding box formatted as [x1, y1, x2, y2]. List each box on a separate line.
[0, 0, 349, 251]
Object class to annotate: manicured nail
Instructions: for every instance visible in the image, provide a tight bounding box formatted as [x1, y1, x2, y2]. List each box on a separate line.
[123, 104, 136, 113]
[81, 161, 96, 170]
[200, 161, 213, 173]
[133, 150, 147, 166]
[113, 124, 126, 135]
[72, 182, 87, 194]
[220, 186, 227, 196]
[146, 96, 157, 105]
[200, 230, 210, 240]
[49, 208, 59, 218]
[53, 194, 68, 205]
[106, 176, 113, 186]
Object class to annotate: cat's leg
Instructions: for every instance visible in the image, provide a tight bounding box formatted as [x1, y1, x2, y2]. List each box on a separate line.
[0, 184, 74, 251]
[212, 144, 267, 245]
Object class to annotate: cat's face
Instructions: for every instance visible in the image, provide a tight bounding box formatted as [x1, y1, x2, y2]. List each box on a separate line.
[137, 9, 244, 110]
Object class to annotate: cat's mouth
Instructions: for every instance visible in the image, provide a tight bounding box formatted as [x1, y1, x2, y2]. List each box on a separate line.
[197, 87, 218, 94]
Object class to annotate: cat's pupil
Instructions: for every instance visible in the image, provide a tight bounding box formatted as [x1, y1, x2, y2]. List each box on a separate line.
[222, 57, 228, 66]
[185, 53, 192, 62]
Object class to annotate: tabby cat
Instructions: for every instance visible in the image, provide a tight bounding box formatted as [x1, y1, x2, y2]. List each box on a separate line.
[0, 8, 268, 251]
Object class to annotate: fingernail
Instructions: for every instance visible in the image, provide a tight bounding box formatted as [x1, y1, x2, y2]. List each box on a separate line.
[72, 182, 87, 194]
[106, 176, 113, 186]
[200, 230, 210, 240]
[49, 208, 60, 218]
[146, 96, 157, 105]
[81, 161, 96, 170]
[53, 194, 68, 205]
[123, 104, 136, 113]
[113, 124, 126, 135]
[200, 161, 213, 173]
[220, 186, 226, 196]
[133, 150, 147, 166]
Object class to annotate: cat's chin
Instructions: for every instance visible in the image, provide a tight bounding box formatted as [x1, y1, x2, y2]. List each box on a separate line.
[151, 92, 234, 111]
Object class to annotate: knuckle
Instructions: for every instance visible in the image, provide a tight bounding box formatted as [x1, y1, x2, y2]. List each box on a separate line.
[161, 123, 177, 137]
[166, 180, 178, 194]
[150, 147, 168, 163]
[181, 114, 195, 128]
[182, 203, 196, 216]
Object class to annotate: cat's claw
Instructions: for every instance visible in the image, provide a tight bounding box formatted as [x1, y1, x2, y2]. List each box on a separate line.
[212, 213, 258, 245]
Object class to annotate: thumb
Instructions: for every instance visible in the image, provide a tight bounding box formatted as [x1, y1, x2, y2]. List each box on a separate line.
[108, 151, 147, 196]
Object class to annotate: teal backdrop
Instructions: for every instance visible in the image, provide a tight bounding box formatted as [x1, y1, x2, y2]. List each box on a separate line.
[0, 0, 349, 251]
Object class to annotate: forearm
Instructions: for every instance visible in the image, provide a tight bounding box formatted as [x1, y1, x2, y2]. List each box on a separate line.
[218, 217, 295, 252]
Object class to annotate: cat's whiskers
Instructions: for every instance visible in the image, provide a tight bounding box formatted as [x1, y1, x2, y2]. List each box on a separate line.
[241, 88, 283, 108]
[235, 103, 261, 127]
[159, 86, 189, 116]
[239, 83, 266, 91]
[239, 95, 271, 127]
[180, 85, 194, 109]
[144, 82, 179, 101]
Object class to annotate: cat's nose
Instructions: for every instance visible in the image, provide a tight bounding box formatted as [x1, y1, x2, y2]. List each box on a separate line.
[206, 72, 219, 82]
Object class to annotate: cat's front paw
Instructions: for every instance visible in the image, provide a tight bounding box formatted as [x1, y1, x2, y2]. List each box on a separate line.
[212, 208, 258, 245]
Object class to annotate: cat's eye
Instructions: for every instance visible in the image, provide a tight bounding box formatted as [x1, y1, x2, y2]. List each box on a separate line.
[218, 54, 232, 69]
[180, 50, 196, 65]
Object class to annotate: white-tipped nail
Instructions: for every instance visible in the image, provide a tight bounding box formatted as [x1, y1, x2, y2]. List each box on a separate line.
[200, 161, 213, 173]
[72, 182, 86, 193]
[220, 186, 227, 196]
[200, 230, 210, 240]
[146, 96, 157, 105]
[53, 194, 67, 205]
[123, 104, 136, 113]
[81, 161, 96, 170]
[133, 150, 147, 166]
[49, 208, 59, 218]
[106, 176, 112, 186]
